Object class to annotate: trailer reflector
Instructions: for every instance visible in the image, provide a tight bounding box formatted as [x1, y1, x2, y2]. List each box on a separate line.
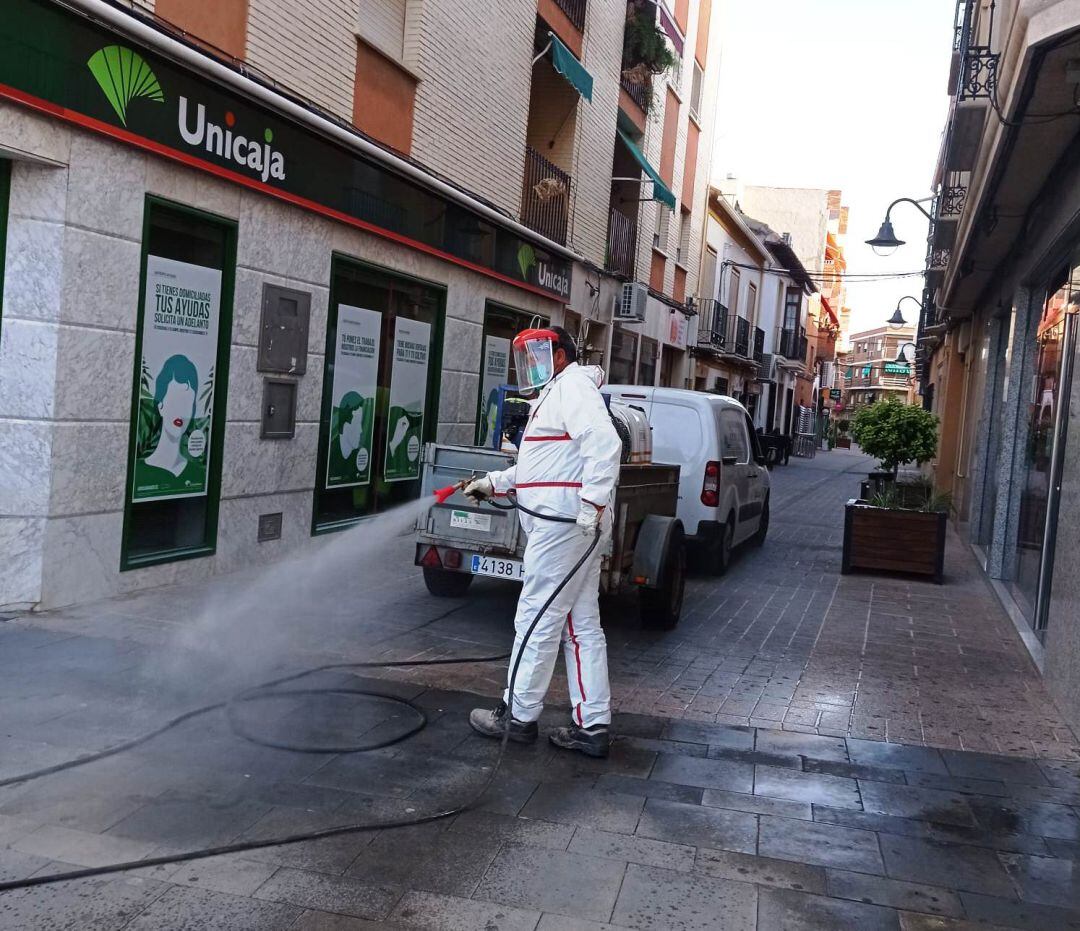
[420, 546, 442, 568]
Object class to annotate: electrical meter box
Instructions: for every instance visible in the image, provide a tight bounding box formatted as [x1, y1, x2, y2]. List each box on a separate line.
[261, 378, 297, 439]
[258, 284, 311, 375]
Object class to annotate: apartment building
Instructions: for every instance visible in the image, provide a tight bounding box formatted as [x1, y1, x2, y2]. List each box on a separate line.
[838, 324, 917, 413]
[0, 0, 720, 608]
[904, 0, 1080, 727]
[691, 189, 815, 437]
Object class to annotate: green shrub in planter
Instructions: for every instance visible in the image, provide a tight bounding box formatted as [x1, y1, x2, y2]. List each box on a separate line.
[850, 398, 938, 477]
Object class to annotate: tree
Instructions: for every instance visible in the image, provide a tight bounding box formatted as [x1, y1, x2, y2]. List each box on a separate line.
[850, 398, 938, 476]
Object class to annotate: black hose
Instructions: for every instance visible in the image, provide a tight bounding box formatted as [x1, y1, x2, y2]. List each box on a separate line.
[0, 501, 600, 893]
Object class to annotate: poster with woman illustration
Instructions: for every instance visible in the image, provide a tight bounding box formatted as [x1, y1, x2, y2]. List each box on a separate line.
[384, 317, 431, 482]
[131, 256, 221, 503]
[326, 305, 381, 488]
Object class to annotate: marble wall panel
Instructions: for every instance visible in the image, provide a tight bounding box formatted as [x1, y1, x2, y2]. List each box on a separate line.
[8, 159, 68, 223]
[64, 132, 146, 241]
[0, 421, 52, 516]
[0, 518, 44, 609]
[218, 421, 320, 498]
[52, 325, 136, 423]
[0, 101, 72, 165]
[0, 318, 58, 419]
[59, 226, 142, 332]
[215, 490, 315, 574]
[144, 156, 242, 221]
[237, 193, 333, 286]
[47, 422, 128, 516]
[3, 216, 64, 323]
[224, 344, 324, 425]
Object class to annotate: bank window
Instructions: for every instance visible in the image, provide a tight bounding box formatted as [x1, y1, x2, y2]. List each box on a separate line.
[638, 336, 658, 386]
[121, 198, 237, 570]
[313, 255, 444, 533]
[476, 302, 546, 446]
[610, 326, 639, 384]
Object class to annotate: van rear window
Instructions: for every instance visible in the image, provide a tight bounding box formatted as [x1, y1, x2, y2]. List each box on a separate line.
[650, 403, 706, 464]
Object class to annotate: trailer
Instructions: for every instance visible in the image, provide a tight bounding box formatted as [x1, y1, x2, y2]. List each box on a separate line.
[414, 442, 686, 629]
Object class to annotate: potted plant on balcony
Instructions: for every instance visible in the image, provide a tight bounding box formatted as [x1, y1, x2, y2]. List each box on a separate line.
[622, 0, 676, 111]
[842, 399, 947, 582]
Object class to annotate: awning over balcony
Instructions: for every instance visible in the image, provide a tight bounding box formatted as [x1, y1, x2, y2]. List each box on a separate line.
[616, 127, 676, 209]
[548, 32, 593, 102]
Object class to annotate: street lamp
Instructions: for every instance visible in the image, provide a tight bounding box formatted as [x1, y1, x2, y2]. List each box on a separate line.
[894, 342, 917, 365]
[886, 295, 923, 327]
[865, 197, 935, 257]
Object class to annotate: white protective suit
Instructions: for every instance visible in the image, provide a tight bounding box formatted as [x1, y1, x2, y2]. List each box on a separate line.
[489, 362, 623, 728]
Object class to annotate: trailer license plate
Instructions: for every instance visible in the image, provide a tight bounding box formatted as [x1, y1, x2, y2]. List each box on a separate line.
[471, 555, 525, 580]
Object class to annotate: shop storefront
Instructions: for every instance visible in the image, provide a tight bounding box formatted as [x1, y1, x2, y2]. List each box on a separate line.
[0, 0, 572, 608]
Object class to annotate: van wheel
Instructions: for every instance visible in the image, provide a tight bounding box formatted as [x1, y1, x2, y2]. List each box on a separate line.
[751, 498, 769, 547]
[423, 568, 474, 597]
[640, 525, 686, 630]
[710, 518, 735, 576]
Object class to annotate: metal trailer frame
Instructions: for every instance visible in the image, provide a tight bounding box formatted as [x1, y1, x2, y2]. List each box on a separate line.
[414, 443, 686, 628]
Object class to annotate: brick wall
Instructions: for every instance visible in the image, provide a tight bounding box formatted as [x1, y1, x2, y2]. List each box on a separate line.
[246, 0, 359, 120]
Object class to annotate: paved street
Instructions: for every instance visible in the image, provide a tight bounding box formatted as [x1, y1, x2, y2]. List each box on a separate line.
[2, 449, 1080, 929]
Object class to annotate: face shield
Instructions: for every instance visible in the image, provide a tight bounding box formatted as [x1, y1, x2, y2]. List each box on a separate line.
[512, 329, 558, 391]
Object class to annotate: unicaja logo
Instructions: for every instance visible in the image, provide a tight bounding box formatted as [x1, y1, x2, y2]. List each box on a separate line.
[87, 46, 164, 126]
[178, 97, 286, 183]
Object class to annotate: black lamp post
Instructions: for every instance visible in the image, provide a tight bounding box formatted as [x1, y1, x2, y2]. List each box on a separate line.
[866, 197, 935, 257]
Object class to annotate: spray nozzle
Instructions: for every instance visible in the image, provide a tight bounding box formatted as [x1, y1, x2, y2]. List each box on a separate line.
[433, 483, 460, 505]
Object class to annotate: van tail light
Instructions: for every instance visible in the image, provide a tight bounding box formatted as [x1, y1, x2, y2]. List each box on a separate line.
[420, 546, 443, 569]
[701, 461, 720, 507]
[444, 548, 462, 569]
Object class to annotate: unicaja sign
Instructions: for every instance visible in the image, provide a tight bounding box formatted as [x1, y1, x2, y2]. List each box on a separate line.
[178, 97, 286, 184]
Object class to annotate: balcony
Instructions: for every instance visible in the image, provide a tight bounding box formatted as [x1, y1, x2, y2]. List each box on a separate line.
[779, 328, 806, 362]
[521, 145, 571, 245]
[695, 299, 727, 350]
[553, 0, 586, 32]
[753, 327, 765, 364]
[715, 314, 750, 359]
[606, 206, 637, 278]
[620, 73, 649, 113]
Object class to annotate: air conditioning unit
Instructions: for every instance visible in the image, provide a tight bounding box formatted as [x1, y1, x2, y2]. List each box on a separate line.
[759, 353, 776, 380]
[617, 282, 648, 322]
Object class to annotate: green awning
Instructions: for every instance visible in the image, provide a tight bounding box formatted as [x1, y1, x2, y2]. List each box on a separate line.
[616, 127, 676, 210]
[548, 33, 593, 102]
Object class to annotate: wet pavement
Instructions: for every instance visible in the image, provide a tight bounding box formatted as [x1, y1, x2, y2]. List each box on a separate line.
[2, 447, 1079, 928]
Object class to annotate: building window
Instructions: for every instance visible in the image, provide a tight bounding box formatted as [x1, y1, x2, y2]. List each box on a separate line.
[476, 302, 547, 445]
[783, 287, 800, 331]
[689, 61, 703, 121]
[610, 326, 639, 384]
[121, 198, 237, 570]
[728, 268, 741, 316]
[638, 336, 658, 386]
[653, 206, 671, 252]
[746, 281, 758, 324]
[313, 255, 444, 532]
[676, 210, 691, 266]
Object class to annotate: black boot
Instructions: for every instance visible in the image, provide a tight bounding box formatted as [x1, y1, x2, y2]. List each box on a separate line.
[549, 722, 610, 758]
[469, 701, 538, 744]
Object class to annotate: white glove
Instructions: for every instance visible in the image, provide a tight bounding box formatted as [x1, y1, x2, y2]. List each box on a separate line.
[576, 501, 603, 538]
[463, 475, 495, 503]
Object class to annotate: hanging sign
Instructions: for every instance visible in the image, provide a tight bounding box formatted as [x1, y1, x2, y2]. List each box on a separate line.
[668, 310, 688, 346]
[477, 335, 511, 446]
[326, 305, 381, 489]
[131, 256, 221, 503]
[884, 362, 910, 375]
[384, 318, 432, 482]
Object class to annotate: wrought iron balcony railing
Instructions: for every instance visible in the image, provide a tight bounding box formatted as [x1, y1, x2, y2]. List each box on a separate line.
[620, 74, 649, 112]
[606, 207, 637, 278]
[521, 145, 571, 246]
[695, 300, 727, 349]
[753, 327, 765, 364]
[554, 0, 587, 31]
[779, 328, 803, 361]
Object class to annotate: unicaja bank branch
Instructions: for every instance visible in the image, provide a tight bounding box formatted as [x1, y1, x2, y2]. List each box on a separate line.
[0, 0, 574, 610]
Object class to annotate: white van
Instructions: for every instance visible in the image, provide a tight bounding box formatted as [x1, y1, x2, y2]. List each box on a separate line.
[605, 386, 770, 573]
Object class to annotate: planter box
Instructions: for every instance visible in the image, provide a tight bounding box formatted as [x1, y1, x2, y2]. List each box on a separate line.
[836, 436, 851, 449]
[842, 499, 946, 583]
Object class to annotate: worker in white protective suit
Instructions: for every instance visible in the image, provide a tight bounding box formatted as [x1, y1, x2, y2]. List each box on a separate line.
[463, 326, 622, 758]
